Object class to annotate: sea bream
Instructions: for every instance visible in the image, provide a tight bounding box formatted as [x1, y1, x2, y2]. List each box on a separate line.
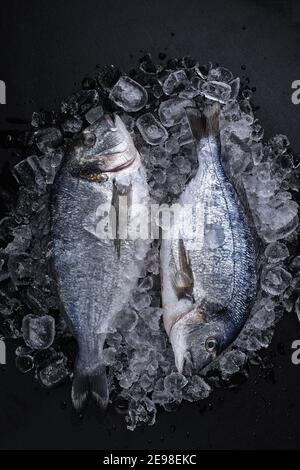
[51, 115, 149, 410]
[160, 103, 257, 374]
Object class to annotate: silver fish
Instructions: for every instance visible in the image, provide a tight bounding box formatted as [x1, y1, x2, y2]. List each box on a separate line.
[160, 104, 257, 374]
[52, 115, 149, 410]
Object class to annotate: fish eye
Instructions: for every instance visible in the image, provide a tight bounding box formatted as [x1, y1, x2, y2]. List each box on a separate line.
[82, 131, 96, 148]
[205, 337, 217, 353]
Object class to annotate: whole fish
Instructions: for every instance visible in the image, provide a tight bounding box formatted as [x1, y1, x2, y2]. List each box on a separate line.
[52, 115, 149, 410]
[160, 103, 257, 374]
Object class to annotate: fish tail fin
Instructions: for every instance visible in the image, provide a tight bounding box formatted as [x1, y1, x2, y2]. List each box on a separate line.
[89, 365, 109, 410]
[71, 363, 109, 412]
[71, 364, 90, 412]
[186, 102, 220, 140]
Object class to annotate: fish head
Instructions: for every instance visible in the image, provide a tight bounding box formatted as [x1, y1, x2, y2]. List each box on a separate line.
[70, 114, 138, 175]
[169, 307, 226, 374]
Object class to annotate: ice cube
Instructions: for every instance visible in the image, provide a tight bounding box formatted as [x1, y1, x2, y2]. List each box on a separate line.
[219, 349, 247, 379]
[13, 156, 45, 189]
[8, 253, 34, 286]
[290, 256, 300, 273]
[31, 111, 42, 128]
[109, 76, 148, 112]
[152, 84, 163, 99]
[260, 200, 298, 242]
[138, 276, 154, 290]
[269, 134, 290, 156]
[163, 373, 187, 403]
[140, 307, 163, 331]
[22, 314, 55, 350]
[250, 301, 276, 330]
[2, 318, 20, 338]
[85, 105, 104, 124]
[119, 370, 138, 389]
[261, 265, 292, 296]
[177, 122, 194, 146]
[264, 242, 289, 263]
[38, 353, 70, 387]
[38, 150, 63, 185]
[61, 116, 83, 133]
[164, 372, 188, 392]
[201, 80, 231, 103]
[140, 374, 152, 391]
[208, 67, 233, 83]
[5, 225, 31, 254]
[251, 142, 263, 165]
[174, 155, 192, 175]
[114, 307, 138, 332]
[34, 127, 63, 153]
[163, 70, 189, 95]
[164, 136, 180, 154]
[178, 85, 201, 99]
[234, 325, 271, 352]
[15, 354, 34, 373]
[125, 398, 156, 430]
[130, 290, 151, 311]
[158, 98, 194, 127]
[183, 376, 211, 401]
[152, 168, 167, 184]
[103, 347, 116, 365]
[136, 113, 168, 145]
[166, 165, 184, 195]
[228, 77, 240, 101]
[106, 331, 123, 348]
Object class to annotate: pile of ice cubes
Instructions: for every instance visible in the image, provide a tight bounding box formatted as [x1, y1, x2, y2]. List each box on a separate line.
[0, 55, 299, 430]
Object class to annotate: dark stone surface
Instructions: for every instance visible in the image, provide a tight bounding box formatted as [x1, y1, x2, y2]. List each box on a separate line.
[0, 0, 299, 450]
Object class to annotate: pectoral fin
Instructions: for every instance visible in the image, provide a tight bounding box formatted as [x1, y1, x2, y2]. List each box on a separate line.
[111, 180, 132, 258]
[170, 239, 194, 300]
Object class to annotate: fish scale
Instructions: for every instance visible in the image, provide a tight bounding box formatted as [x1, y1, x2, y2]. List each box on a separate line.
[160, 104, 257, 374]
[52, 115, 149, 410]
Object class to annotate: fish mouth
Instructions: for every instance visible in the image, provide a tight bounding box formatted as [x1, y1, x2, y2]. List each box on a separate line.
[168, 307, 207, 374]
[181, 350, 194, 375]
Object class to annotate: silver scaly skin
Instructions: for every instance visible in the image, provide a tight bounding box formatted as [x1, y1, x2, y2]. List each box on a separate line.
[51, 115, 149, 410]
[161, 104, 257, 374]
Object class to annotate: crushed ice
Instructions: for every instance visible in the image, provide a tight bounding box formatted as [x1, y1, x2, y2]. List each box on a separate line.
[0, 55, 299, 430]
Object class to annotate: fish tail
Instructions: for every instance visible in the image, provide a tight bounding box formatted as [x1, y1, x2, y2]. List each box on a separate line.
[186, 102, 220, 140]
[71, 364, 90, 412]
[71, 363, 109, 412]
[89, 365, 109, 410]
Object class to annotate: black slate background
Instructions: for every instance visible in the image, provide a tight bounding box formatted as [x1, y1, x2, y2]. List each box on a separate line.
[0, 0, 299, 450]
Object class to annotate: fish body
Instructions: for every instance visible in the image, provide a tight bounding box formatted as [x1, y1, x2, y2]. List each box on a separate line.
[52, 115, 149, 410]
[161, 104, 257, 374]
